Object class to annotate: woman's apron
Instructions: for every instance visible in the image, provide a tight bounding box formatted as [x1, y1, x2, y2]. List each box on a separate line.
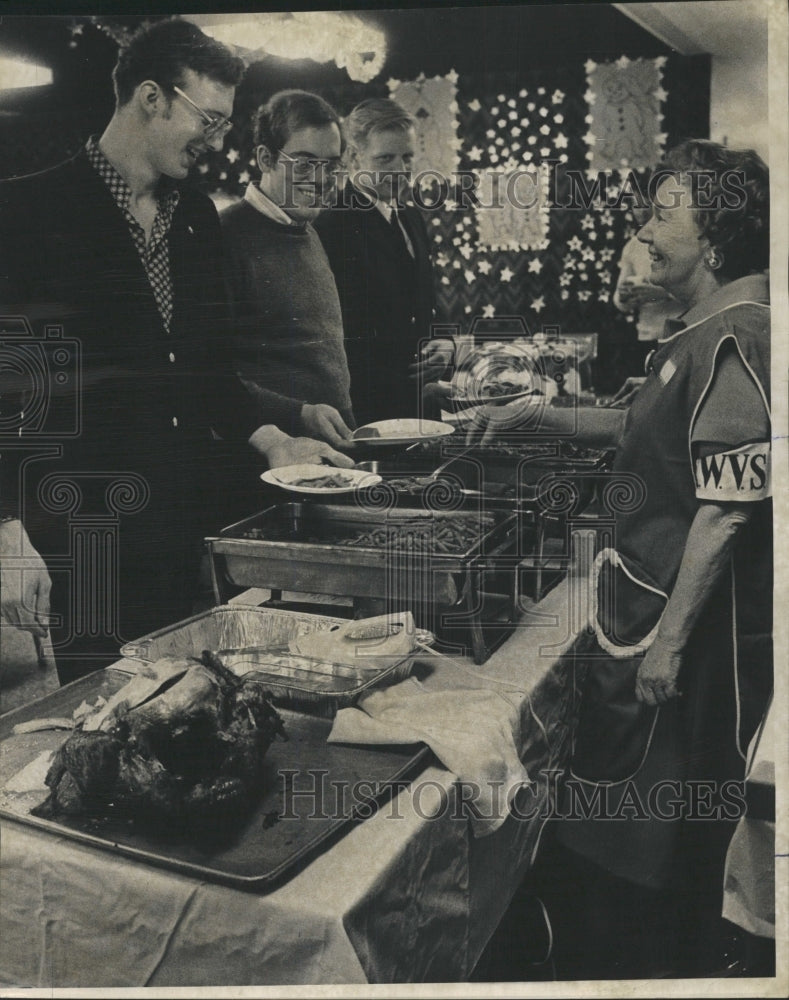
[557, 306, 772, 891]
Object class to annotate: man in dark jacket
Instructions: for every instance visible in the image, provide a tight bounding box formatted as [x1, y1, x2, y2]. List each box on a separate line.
[314, 98, 437, 426]
[0, 18, 351, 687]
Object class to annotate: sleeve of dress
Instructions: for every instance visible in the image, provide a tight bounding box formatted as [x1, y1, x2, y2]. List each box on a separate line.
[691, 340, 771, 502]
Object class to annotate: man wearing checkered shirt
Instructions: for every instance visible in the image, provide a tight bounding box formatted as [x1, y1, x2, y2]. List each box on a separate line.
[0, 18, 353, 692]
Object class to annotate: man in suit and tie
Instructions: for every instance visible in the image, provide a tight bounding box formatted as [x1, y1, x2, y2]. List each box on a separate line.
[314, 98, 437, 426]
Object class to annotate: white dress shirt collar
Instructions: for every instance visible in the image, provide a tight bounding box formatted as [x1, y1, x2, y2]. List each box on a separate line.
[244, 183, 298, 226]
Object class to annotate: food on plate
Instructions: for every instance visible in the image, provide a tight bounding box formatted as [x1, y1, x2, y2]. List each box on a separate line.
[481, 380, 539, 399]
[32, 652, 287, 827]
[286, 472, 357, 489]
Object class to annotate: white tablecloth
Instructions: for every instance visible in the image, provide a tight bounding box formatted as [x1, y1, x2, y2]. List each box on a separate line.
[0, 576, 580, 987]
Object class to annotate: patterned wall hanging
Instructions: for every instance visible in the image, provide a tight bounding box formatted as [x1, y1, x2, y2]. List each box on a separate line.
[388, 71, 462, 182]
[475, 163, 550, 252]
[584, 56, 668, 172]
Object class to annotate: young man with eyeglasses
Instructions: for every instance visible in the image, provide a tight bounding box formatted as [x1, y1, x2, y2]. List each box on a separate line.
[0, 20, 352, 696]
[220, 90, 356, 452]
[314, 98, 437, 426]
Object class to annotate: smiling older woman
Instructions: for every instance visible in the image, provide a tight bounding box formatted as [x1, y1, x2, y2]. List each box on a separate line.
[479, 140, 772, 977]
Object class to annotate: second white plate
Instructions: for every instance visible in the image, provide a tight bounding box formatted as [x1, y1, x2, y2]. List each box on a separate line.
[261, 464, 382, 495]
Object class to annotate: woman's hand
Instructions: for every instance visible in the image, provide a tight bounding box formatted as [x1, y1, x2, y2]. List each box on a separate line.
[635, 639, 683, 705]
[619, 280, 669, 307]
[0, 519, 52, 638]
[610, 376, 646, 408]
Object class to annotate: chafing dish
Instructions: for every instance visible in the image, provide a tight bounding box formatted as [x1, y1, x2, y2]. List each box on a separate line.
[206, 503, 520, 664]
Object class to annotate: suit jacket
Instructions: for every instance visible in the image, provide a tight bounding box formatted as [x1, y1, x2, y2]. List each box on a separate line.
[0, 152, 261, 650]
[314, 185, 437, 425]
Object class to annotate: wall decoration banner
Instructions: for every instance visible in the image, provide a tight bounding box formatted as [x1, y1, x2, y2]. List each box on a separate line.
[475, 164, 550, 252]
[388, 71, 462, 181]
[584, 56, 667, 172]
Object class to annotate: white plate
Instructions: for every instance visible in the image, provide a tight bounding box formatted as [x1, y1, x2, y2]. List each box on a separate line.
[260, 464, 382, 495]
[351, 419, 455, 445]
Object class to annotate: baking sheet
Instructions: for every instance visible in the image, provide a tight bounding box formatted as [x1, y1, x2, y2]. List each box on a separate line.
[0, 668, 431, 892]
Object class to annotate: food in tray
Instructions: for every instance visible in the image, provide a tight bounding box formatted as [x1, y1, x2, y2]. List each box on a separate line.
[381, 475, 440, 493]
[32, 651, 287, 827]
[335, 514, 495, 553]
[239, 513, 495, 554]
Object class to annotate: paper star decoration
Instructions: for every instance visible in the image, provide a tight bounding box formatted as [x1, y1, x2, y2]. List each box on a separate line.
[500, 266, 514, 283]
[528, 258, 543, 274]
[532, 295, 545, 313]
[482, 304, 496, 318]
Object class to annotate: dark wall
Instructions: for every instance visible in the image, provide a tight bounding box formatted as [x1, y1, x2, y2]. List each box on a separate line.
[0, 6, 709, 179]
[0, 7, 712, 389]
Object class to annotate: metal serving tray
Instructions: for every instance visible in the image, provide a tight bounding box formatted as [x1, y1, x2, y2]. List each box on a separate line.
[450, 442, 614, 508]
[120, 604, 346, 662]
[0, 668, 430, 892]
[119, 605, 418, 718]
[207, 503, 519, 608]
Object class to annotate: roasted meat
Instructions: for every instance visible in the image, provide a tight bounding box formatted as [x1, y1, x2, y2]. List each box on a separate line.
[32, 651, 287, 828]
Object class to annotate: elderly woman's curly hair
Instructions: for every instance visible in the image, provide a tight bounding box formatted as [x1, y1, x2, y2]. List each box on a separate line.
[655, 139, 769, 281]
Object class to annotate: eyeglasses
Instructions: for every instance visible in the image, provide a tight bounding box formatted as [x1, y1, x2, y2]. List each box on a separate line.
[277, 149, 344, 177]
[172, 85, 233, 141]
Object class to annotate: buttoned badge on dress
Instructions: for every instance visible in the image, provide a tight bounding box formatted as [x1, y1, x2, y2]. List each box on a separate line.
[658, 359, 677, 385]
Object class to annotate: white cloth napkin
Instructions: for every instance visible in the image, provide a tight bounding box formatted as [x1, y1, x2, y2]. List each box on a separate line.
[328, 674, 530, 837]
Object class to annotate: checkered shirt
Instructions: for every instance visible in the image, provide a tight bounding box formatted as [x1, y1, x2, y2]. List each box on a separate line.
[85, 136, 180, 331]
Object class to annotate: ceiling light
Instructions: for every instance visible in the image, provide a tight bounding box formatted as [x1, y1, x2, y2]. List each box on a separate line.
[189, 12, 387, 84]
[0, 55, 54, 91]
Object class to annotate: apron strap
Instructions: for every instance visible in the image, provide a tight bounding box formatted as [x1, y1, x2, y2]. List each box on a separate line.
[590, 548, 667, 659]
